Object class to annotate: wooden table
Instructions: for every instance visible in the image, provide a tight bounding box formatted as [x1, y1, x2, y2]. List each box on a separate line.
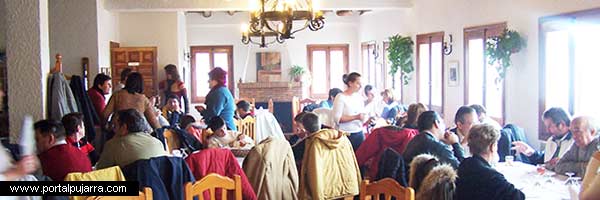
[495, 161, 574, 200]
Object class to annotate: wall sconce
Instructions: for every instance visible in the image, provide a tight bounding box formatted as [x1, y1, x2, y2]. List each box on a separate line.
[372, 43, 380, 59]
[444, 34, 453, 55]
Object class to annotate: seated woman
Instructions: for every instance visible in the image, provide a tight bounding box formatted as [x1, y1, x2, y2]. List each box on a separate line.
[455, 124, 524, 200]
[319, 88, 342, 109]
[162, 94, 184, 127]
[380, 89, 404, 124]
[401, 103, 426, 129]
[206, 117, 254, 149]
[62, 112, 99, 165]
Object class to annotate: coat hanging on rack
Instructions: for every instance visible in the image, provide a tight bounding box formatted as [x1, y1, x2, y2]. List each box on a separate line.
[47, 54, 79, 120]
[69, 75, 99, 142]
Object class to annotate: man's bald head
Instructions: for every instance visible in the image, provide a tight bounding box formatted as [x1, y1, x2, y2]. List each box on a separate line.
[570, 116, 598, 147]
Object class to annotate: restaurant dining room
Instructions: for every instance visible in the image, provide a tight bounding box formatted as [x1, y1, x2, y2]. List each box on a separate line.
[2, 0, 600, 199]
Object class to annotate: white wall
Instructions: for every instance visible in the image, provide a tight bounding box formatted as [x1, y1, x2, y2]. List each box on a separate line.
[359, 0, 600, 149]
[49, 0, 99, 80]
[186, 12, 360, 95]
[97, 0, 120, 77]
[118, 12, 180, 82]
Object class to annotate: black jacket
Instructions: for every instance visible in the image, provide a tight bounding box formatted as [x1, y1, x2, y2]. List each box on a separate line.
[122, 156, 195, 200]
[376, 148, 408, 187]
[455, 155, 525, 200]
[403, 131, 465, 169]
[69, 75, 99, 142]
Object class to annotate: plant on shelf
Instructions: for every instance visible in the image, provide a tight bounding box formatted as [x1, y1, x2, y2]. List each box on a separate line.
[486, 28, 526, 83]
[289, 65, 306, 82]
[387, 34, 414, 86]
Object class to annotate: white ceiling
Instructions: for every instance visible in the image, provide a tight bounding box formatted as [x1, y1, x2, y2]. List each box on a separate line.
[104, 0, 413, 12]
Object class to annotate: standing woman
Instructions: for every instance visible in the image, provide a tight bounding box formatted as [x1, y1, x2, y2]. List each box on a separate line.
[102, 72, 161, 130]
[195, 67, 237, 131]
[332, 72, 367, 151]
[160, 64, 189, 114]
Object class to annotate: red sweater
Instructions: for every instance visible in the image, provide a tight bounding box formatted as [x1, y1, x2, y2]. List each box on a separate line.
[38, 144, 92, 181]
[355, 126, 418, 179]
[185, 148, 257, 200]
[88, 88, 106, 120]
[66, 137, 95, 155]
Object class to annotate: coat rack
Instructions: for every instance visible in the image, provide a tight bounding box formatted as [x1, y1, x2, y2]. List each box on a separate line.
[50, 54, 62, 74]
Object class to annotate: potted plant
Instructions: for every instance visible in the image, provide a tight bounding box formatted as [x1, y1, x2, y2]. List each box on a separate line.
[486, 28, 526, 83]
[289, 65, 306, 82]
[387, 34, 414, 87]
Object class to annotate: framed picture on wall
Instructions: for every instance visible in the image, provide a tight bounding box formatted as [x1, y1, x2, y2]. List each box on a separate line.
[256, 52, 282, 82]
[448, 61, 459, 87]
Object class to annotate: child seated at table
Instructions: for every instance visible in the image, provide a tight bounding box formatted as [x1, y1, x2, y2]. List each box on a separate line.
[206, 117, 254, 149]
[235, 100, 254, 120]
[180, 115, 205, 144]
[162, 94, 184, 127]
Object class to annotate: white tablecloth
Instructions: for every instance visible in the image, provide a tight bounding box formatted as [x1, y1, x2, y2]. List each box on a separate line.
[254, 108, 285, 143]
[496, 161, 574, 200]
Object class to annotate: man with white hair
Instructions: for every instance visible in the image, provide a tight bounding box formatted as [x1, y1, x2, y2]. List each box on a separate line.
[549, 116, 600, 176]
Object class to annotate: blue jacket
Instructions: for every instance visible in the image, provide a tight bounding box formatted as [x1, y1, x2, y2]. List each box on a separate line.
[122, 156, 195, 200]
[201, 86, 237, 131]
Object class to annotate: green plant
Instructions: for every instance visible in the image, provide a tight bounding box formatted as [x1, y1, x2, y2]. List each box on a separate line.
[387, 34, 414, 86]
[289, 65, 306, 81]
[486, 28, 526, 82]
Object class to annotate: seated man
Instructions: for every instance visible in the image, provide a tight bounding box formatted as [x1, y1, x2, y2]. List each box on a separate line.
[455, 124, 525, 200]
[450, 106, 480, 156]
[403, 111, 465, 169]
[35, 120, 92, 181]
[549, 116, 600, 176]
[235, 100, 253, 120]
[319, 88, 342, 109]
[96, 109, 168, 169]
[298, 112, 361, 199]
[162, 94, 184, 127]
[469, 104, 502, 130]
[513, 107, 574, 165]
[206, 117, 254, 149]
[62, 112, 99, 165]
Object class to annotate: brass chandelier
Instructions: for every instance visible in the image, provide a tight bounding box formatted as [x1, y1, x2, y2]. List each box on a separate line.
[241, 0, 325, 47]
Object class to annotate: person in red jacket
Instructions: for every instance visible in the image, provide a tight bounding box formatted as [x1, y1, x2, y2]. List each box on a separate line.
[34, 119, 92, 181]
[88, 73, 112, 121]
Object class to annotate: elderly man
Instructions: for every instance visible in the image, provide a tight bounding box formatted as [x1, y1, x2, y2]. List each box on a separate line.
[548, 116, 600, 176]
[455, 124, 525, 200]
[513, 107, 575, 165]
[96, 109, 168, 169]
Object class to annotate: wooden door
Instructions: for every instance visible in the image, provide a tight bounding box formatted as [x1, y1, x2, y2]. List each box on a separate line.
[111, 47, 158, 97]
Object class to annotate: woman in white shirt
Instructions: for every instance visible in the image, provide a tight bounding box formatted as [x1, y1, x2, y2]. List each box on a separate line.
[332, 72, 367, 151]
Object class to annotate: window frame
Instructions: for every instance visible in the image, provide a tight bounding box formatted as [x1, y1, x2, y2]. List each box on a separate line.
[306, 44, 350, 99]
[416, 32, 445, 114]
[538, 8, 600, 139]
[190, 45, 234, 103]
[361, 41, 381, 89]
[463, 22, 507, 125]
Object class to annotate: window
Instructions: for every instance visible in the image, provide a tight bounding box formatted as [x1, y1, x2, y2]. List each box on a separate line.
[540, 9, 600, 139]
[464, 23, 506, 124]
[190, 46, 234, 103]
[307, 44, 349, 99]
[383, 41, 403, 102]
[362, 42, 384, 90]
[416, 32, 444, 113]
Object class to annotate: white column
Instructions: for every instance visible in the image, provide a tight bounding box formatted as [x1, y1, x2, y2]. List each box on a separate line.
[6, 0, 50, 142]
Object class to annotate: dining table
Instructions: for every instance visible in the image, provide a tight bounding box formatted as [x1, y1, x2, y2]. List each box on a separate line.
[495, 161, 577, 200]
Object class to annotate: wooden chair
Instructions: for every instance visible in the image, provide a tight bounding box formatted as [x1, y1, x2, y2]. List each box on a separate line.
[163, 129, 182, 154]
[268, 98, 274, 113]
[359, 178, 415, 200]
[184, 173, 242, 200]
[238, 116, 256, 141]
[86, 187, 152, 200]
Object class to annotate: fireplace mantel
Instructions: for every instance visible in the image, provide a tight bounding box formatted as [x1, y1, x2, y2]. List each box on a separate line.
[238, 82, 304, 102]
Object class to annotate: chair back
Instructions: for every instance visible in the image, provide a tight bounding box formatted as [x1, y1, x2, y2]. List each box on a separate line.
[185, 173, 242, 200]
[268, 98, 274, 113]
[86, 187, 152, 200]
[164, 129, 182, 154]
[239, 117, 256, 141]
[359, 178, 415, 200]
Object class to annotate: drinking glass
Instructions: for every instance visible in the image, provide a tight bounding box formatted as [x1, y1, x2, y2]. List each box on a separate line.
[536, 164, 546, 175]
[505, 155, 514, 166]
